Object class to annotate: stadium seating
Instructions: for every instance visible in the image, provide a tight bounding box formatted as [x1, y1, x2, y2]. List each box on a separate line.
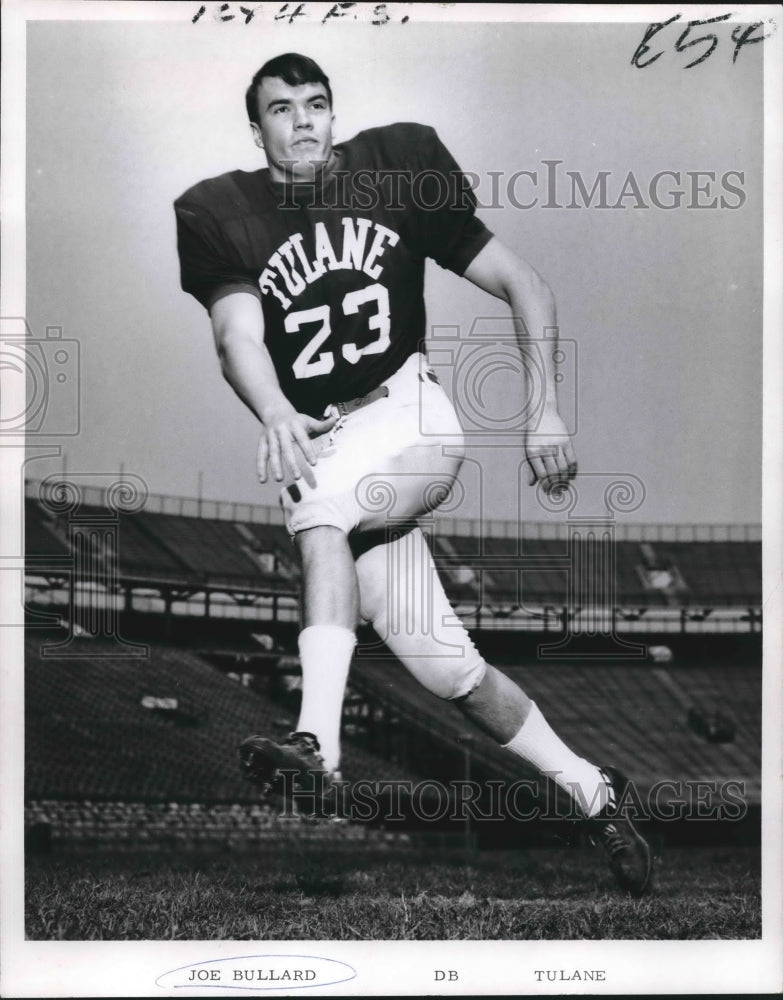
[505, 660, 760, 801]
[652, 542, 762, 604]
[110, 512, 190, 577]
[26, 492, 761, 613]
[352, 656, 524, 785]
[430, 532, 760, 609]
[24, 799, 383, 849]
[239, 522, 301, 580]
[24, 497, 300, 590]
[135, 512, 271, 581]
[24, 501, 70, 558]
[23, 486, 762, 849]
[352, 654, 761, 803]
[25, 635, 415, 806]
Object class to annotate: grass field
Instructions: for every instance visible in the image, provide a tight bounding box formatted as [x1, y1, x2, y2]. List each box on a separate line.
[26, 842, 760, 941]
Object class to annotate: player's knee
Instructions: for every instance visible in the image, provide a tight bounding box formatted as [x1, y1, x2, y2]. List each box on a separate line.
[405, 653, 487, 701]
[283, 494, 357, 538]
[441, 655, 487, 701]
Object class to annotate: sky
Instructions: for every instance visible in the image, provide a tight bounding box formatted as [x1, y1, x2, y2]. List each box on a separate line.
[20, 11, 765, 527]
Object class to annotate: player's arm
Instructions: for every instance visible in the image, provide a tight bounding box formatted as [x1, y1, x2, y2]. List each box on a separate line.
[210, 292, 336, 486]
[463, 237, 577, 491]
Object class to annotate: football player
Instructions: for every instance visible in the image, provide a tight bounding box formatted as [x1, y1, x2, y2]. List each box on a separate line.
[175, 53, 651, 895]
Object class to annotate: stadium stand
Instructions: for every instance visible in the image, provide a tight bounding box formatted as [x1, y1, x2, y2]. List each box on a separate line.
[24, 800, 391, 851]
[430, 534, 762, 609]
[25, 634, 416, 802]
[25, 631, 432, 847]
[25, 632, 429, 849]
[25, 495, 299, 591]
[352, 654, 761, 804]
[503, 661, 760, 799]
[24, 501, 70, 558]
[352, 657, 523, 784]
[24, 490, 763, 613]
[135, 512, 267, 580]
[238, 521, 301, 581]
[651, 541, 762, 605]
[22, 484, 763, 849]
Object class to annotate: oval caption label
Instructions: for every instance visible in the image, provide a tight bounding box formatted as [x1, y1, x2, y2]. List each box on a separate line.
[156, 954, 356, 991]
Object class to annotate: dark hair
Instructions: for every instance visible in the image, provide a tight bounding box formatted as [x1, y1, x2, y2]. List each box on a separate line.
[245, 53, 332, 125]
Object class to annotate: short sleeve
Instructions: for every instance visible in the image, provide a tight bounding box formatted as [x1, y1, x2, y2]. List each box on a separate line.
[174, 199, 261, 311]
[412, 128, 494, 275]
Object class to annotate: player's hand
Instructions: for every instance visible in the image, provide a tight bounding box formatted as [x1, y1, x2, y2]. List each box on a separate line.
[257, 405, 338, 489]
[524, 407, 577, 496]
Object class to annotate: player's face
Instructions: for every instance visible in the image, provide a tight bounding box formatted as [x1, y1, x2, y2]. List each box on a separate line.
[251, 77, 334, 182]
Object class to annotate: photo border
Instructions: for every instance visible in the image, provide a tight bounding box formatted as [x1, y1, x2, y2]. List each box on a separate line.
[1, 2, 780, 995]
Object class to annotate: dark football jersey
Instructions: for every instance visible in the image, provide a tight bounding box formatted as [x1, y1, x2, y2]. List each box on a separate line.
[175, 123, 493, 416]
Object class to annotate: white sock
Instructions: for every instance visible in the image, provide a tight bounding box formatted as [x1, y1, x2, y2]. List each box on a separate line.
[296, 625, 356, 774]
[502, 702, 609, 817]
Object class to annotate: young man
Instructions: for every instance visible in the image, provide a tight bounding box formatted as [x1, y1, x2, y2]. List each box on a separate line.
[174, 53, 651, 895]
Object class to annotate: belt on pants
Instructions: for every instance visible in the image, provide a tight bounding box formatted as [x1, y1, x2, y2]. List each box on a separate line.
[333, 384, 389, 416]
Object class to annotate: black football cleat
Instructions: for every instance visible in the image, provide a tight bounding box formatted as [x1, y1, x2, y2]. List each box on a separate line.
[238, 731, 339, 813]
[587, 766, 653, 897]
